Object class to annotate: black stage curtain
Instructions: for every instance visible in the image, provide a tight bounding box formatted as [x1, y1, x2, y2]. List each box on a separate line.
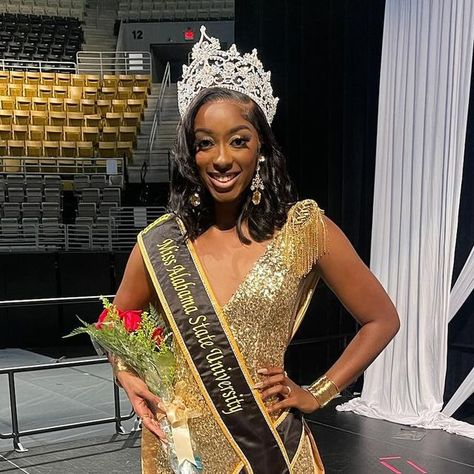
[235, 0, 386, 386]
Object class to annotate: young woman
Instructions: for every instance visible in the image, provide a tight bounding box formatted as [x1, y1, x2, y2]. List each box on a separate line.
[112, 28, 399, 474]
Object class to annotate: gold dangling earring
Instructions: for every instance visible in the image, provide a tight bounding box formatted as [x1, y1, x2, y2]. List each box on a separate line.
[189, 186, 201, 207]
[251, 156, 265, 205]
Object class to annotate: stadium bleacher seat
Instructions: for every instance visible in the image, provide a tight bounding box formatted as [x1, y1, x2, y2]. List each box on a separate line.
[0, 71, 151, 165]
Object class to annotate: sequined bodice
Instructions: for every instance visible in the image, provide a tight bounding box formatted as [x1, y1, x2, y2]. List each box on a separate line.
[145, 200, 326, 473]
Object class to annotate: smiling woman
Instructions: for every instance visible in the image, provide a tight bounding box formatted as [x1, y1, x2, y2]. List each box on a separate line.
[110, 26, 400, 474]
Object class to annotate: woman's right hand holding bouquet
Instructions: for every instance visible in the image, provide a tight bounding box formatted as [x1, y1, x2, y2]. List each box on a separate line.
[116, 368, 168, 442]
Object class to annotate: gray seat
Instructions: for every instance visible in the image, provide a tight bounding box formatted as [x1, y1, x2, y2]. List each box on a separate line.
[108, 174, 124, 187]
[25, 175, 44, 190]
[44, 187, 61, 203]
[42, 202, 61, 219]
[73, 174, 90, 194]
[26, 188, 43, 203]
[0, 218, 20, 237]
[90, 174, 107, 189]
[6, 174, 24, 189]
[43, 175, 62, 190]
[8, 187, 25, 203]
[3, 203, 21, 219]
[22, 202, 41, 219]
[102, 187, 121, 205]
[81, 188, 100, 203]
[77, 202, 97, 219]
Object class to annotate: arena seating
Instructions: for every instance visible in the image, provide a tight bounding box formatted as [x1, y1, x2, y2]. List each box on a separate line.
[0, 1, 86, 22]
[118, 0, 234, 21]
[0, 71, 151, 165]
[0, 12, 84, 64]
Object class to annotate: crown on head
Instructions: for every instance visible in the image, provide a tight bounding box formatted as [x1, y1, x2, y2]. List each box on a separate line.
[177, 26, 279, 124]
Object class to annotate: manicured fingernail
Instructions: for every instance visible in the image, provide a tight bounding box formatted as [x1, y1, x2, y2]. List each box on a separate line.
[257, 368, 268, 374]
[253, 382, 263, 388]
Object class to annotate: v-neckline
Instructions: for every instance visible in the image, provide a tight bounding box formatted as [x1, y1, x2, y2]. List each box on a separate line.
[189, 232, 279, 311]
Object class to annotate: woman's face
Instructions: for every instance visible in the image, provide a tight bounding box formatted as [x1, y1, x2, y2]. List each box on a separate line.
[193, 99, 260, 205]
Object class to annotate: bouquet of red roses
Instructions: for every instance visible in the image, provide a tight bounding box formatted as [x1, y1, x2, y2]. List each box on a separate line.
[65, 297, 202, 473]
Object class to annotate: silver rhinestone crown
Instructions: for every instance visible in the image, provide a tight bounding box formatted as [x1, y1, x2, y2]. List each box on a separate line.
[177, 26, 279, 124]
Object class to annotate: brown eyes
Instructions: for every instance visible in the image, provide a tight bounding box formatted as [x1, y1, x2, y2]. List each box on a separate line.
[195, 137, 250, 151]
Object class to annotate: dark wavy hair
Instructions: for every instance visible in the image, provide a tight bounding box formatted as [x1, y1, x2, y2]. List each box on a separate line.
[168, 87, 297, 243]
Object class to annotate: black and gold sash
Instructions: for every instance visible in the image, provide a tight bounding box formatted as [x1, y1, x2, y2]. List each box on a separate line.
[138, 214, 304, 474]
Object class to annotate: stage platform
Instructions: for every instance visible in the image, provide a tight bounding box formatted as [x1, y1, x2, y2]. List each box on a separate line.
[1, 349, 473, 473]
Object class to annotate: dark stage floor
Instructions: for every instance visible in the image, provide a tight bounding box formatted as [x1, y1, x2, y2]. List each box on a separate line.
[1, 349, 473, 473]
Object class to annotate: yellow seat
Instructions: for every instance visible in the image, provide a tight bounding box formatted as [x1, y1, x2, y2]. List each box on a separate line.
[29, 125, 45, 141]
[25, 72, 41, 85]
[15, 97, 31, 110]
[12, 125, 28, 140]
[119, 74, 134, 88]
[32, 97, 48, 111]
[0, 84, 7, 96]
[127, 99, 145, 115]
[102, 74, 119, 88]
[116, 141, 133, 162]
[69, 86, 83, 100]
[8, 84, 23, 97]
[40, 72, 56, 85]
[64, 126, 82, 141]
[83, 87, 98, 101]
[53, 86, 69, 99]
[71, 74, 85, 86]
[119, 126, 137, 144]
[122, 111, 141, 129]
[26, 140, 43, 157]
[134, 74, 151, 91]
[82, 126, 100, 143]
[14, 110, 30, 125]
[81, 99, 95, 115]
[98, 141, 117, 158]
[132, 86, 148, 104]
[0, 110, 13, 125]
[56, 73, 71, 86]
[67, 111, 84, 127]
[96, 99, 112, 116]
[23, 84, 38, 98]
[112, 99, 127, 113]
[0, 96, 15, 110]
[48, 98, 64, 112]
[60, 141, 77, 158]
[0, 71, 9, 84]
[0, 124, 12, 140]
[8, 140, 25, 156]
[117, 86, 132, 100]
[30, 111, 48, 125]
[43, 140, 60, 157]
[86, 75, 100, 88]
[50, 112, 67, 126]
[10, 72, 25, 85]
[45, 126, 63, 141]
[100, 87, 116, 100]
[105, 112, 122, 127]
[38, 85, 53, 98]
[102, 126, 118, 142]
[65, 98, 81, 112]
[84, 114, 102, 128]
[77, 141, 94, 158]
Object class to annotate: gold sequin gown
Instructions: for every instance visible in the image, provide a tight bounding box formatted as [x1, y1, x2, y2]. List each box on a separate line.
[141, 200, 326, 473]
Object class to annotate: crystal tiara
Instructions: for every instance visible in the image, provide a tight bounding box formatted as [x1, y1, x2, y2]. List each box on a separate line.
[177, 26, 279, 124]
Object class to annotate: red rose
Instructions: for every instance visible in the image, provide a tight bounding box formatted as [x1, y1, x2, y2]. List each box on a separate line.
[121, 309, 142, 332]
[152, 327, 165, 345]
[95, 308, 109, 329]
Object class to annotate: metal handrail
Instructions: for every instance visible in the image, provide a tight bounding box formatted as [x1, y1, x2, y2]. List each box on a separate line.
[0, 58, 77, 73]
[148, 61, 171, 159]
[0, 358, 134, 452]
[76, 51, 151, 76]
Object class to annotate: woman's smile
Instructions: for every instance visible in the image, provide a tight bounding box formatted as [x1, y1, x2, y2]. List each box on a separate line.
[207, 171, 242, 191]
